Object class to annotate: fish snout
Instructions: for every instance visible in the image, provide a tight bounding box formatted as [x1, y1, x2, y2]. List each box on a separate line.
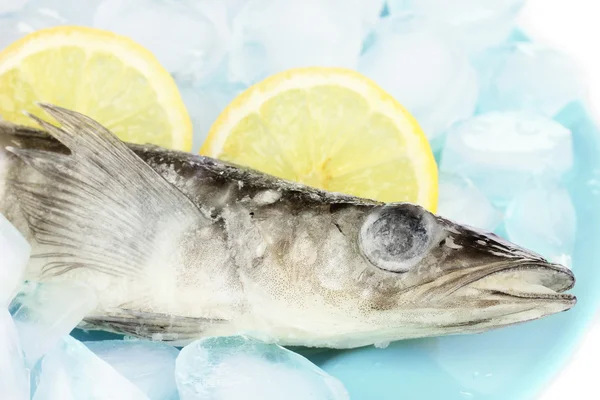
[435, 219, 576, 312]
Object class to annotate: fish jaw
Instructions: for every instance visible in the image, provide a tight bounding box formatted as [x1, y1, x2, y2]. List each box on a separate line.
[455, 262, 576, 322]
[428, 260, 575, 324]
[435, 218, 576, 309]
[467, 262, 575, 301]
[386, 220, 577, 337]
[318, 262, 576, 349]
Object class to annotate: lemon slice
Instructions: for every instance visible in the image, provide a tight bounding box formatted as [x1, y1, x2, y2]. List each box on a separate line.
[0, 26, 192, 151]
[201, 67, 438, 211]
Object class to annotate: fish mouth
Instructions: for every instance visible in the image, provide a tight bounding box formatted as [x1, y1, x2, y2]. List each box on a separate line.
[468, 262, 576, 305]
[421, 261, 577, 332]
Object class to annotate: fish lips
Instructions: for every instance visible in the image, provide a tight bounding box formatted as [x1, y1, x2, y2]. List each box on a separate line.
[469, 261, 576, 305]
[425, 261, 577, 332]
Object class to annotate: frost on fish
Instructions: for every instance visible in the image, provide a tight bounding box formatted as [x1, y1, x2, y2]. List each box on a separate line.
[359, 203, 442, 273]
[0, 105, 576, 349]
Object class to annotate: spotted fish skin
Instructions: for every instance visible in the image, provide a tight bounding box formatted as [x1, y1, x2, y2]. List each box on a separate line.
[0, 105, 575, 348]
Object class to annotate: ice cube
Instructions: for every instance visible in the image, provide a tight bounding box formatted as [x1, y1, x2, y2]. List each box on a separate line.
[358, 14, 478, 145]
[0, 310, 29, 400]
[85, 340, 179, 400]
[357, 0, 386, 30]
[93, 0, 230, 85]
[228, 0, 364, 85]
[10, 282, 97, 368]
[179, 82, 245, 152]
[437, 173, 501, 232]
[175, 335, 349, 400]
[0, 213, 30, 307]
[0, 13, 53, 51]
[222, 0, 249, 20]
[0, 0, 101, 50]
[387, 0, 526, 54]
[0, 0, 30, 15]
[33, 336, 149, 400]
[505, 181, 576, 266]
[439, 112, 573, 205]
[29, 0, 100, 24]
[474, 42, 586, 117]
[178, 85, 218, 152]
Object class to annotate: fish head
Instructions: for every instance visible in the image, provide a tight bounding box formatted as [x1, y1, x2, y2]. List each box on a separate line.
[354, 202, 575, 338]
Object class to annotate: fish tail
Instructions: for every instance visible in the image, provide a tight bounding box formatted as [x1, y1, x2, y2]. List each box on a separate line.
[0, 120, 61, 202]
[3, 105, 208, 283]
[0, 121, 21, 206]
[0, 121, 48, 241]
[0, 124, 9, 204]
[1, 109, 227, 339]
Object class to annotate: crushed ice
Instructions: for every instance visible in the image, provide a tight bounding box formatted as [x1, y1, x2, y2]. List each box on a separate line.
[0, 0, 586, 397]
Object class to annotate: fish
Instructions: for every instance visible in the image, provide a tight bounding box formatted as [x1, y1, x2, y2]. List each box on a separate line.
[0, 104, 576, 349]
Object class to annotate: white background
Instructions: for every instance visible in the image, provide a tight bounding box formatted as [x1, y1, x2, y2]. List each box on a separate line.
[517, 0, 600, 398]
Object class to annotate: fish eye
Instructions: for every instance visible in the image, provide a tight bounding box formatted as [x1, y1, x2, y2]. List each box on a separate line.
[359, 204, 436, 273]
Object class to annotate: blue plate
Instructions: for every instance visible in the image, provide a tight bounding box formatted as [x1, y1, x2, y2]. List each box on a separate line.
[300, 102, 600, 399]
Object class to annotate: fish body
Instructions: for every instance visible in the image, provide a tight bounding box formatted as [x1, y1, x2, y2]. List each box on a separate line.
[0, 105, 575, 348]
